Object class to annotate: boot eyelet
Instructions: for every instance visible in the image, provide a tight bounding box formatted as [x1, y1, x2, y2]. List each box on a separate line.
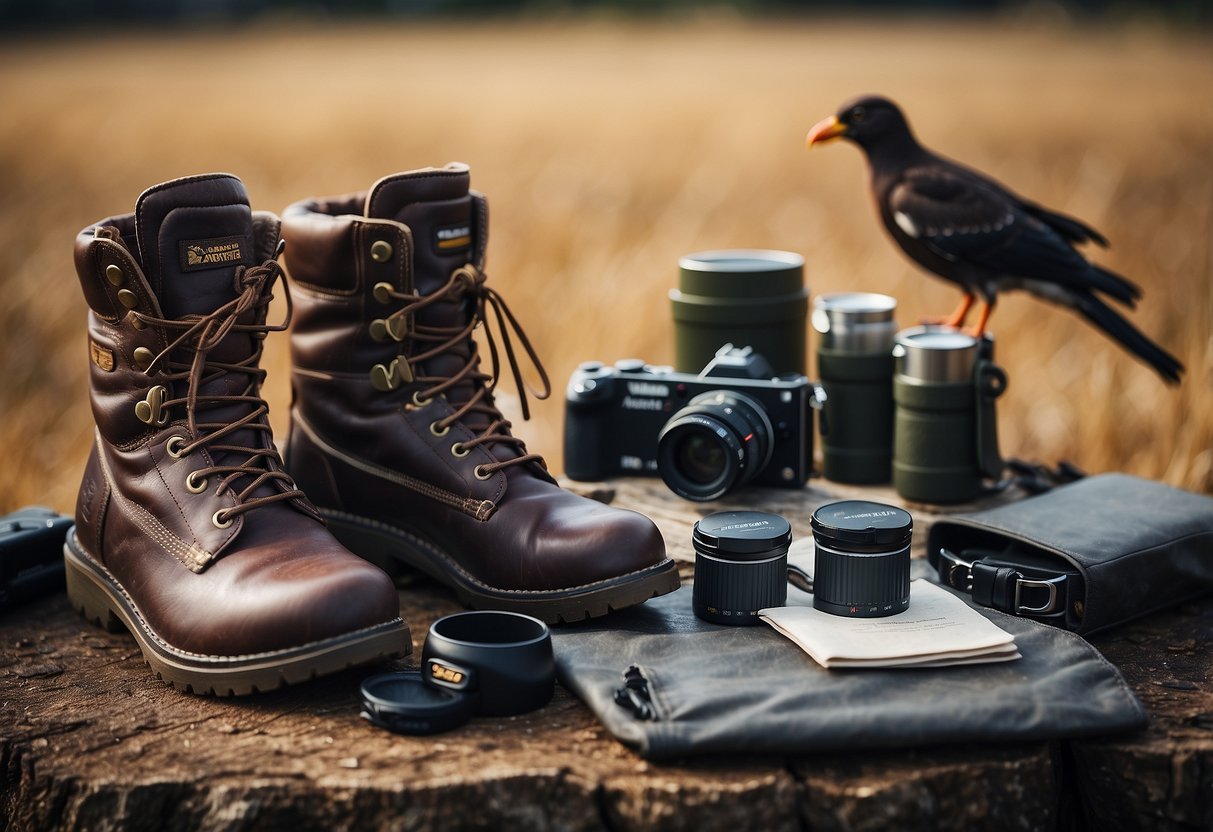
[370, 240, 393, 263]
[212, 510, 233, 529]
[473, 465, 493, 481]
[451, 442, 470, 458]
[412, 391, 432, 407]
[430, 421, 450, 437]
[185, 472, 208, 493]
[372, 282, 394, 304]
[132, 346, 155, 372]
[166, 436, 188, 458]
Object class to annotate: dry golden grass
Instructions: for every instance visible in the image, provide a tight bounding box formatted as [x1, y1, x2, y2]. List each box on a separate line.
[1, 17, 1210, 515]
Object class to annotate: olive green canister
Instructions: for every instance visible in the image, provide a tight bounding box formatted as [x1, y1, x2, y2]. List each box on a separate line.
[892, 327, 1006, 504]
[670, 250, 808, 377]
[813, 293, 897, 484]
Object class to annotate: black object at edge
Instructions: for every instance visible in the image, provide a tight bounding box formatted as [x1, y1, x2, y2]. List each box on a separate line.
[614, 666, 657, 721]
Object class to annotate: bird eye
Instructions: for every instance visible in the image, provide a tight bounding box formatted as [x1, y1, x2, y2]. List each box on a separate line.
[850, 106, 866, 123]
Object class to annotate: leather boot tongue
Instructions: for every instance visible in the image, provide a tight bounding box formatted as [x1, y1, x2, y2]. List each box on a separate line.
[134, 173, 257, 320]
[365, 164, 477, 295]
[135, 174, 279, 495]
[366, 166, 504, 438]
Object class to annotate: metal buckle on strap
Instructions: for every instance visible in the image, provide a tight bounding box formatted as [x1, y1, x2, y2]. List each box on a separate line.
[1013, 575, 1066, 616]
[938, 548, 1067, 617]
[937, 548, 975, 592]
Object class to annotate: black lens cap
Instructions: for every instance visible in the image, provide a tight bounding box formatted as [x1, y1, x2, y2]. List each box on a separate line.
[810, 500, 912, 550]
[360, 671, 477, 735]
[692, 511, 792, 559]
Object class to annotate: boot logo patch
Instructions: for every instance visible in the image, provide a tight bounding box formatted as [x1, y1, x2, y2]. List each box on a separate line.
[89, 339, 115, 372]
[179, 235, 250, 272]
[434, 224, 471, 254]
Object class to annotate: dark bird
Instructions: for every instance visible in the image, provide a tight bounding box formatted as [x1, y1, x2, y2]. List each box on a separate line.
[806, 95, 1184, 384]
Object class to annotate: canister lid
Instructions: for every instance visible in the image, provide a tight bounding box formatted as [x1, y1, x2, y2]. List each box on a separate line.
[893, 326, 981, 383]
[810, 500, 912, 550]
[676, 249, 807, 300]
[692, 511, 792, 560]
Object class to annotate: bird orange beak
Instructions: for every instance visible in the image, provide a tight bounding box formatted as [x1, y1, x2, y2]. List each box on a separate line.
[806, 115, 847, 148]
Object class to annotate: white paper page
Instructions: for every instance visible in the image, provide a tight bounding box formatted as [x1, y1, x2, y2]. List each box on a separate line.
[760, 579, 1017, 668]
[824, 645, 1022, 669]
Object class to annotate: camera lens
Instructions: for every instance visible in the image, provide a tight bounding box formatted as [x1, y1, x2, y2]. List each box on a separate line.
[673, 431, 728, 485]
[810, 500, 912, 618]
[692, 510, 792, 625]
[657, 391, 773, 501]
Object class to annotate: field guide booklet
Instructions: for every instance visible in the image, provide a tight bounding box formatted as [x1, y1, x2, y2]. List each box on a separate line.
[760, 579, 1020, 669]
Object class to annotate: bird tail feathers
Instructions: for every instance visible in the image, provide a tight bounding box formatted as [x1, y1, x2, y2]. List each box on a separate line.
[1088, 264, 1142, 308]
[1075, 293, 1184, 384]
[1029, 204, 1110, 248]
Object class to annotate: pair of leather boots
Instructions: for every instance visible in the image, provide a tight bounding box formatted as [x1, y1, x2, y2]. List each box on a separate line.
[67, 165, 679, 695]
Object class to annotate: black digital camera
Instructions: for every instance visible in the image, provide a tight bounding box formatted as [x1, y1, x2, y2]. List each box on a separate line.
[1, 507, 72, 611]
[564, 346, 824, 501]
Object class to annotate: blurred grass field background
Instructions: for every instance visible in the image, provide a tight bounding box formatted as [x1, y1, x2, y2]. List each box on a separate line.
[1, 15, 1210, 515]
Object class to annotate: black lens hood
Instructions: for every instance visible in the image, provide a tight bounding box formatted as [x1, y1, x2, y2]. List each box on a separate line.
[422, 611, 555, 717]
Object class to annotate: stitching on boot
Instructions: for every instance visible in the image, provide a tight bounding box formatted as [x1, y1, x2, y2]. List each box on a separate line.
[148, 440, 203, 553]
[325, 508, 674, 595]
[367, 170, 465, 219]
[90, 433, 113, 559]
[71, 537, 404, 662]
[94, 434, 214, 572]
[293, 411, 496, 521]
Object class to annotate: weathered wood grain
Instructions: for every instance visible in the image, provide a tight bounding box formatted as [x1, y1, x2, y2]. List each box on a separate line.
[1, 477, 1206, 831]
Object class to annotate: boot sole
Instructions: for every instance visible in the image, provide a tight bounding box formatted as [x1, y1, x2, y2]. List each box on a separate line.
[321, 509, 681, 625]
[64, 529, 411, 696]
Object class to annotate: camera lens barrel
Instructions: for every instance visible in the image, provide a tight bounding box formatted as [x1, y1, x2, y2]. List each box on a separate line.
[813, 293, 898, 485]
[692, 511, 792, 625]
[671, 249, 809, 377]
[810, 500, 912, 618]
[658, 391, 773, 502]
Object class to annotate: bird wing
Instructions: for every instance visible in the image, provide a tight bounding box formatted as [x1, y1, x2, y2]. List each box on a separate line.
[888, 166, 1122, 296]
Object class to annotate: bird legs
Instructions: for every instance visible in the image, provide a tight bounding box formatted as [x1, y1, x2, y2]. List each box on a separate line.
[967, 299, 993, 338]
[923, 293, 993, 337]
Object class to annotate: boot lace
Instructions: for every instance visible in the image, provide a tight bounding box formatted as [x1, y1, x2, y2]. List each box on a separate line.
[375, 264, 552, 477]
[132, 252, 319, 525]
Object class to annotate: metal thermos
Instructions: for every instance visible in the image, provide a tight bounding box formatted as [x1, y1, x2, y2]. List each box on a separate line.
[812, 293, 897, 484]
[670, 250, 809, 377]
[892, 327, 1006, 503]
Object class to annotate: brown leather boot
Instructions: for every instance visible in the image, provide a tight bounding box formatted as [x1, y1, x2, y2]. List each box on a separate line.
[281, 164, 679, 623]
[67, 174, 410, 695]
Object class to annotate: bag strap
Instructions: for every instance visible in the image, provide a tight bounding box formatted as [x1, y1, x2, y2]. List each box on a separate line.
[937, 547, 1071, 624]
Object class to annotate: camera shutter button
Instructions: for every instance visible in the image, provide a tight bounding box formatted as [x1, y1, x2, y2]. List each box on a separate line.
[614, 359, 646, 372]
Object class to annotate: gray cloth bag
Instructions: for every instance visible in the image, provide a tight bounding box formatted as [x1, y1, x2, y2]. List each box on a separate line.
[928, 473, 1213, 635]
[552, 563, 1146, 760]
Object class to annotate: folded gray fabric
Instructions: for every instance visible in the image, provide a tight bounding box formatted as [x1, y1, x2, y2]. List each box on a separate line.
[552, 564, 1147, 760]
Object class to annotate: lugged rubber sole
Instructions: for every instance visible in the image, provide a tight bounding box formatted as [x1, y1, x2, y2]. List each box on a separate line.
[322, 509, 682, 625]
[64, 529, 411, 696]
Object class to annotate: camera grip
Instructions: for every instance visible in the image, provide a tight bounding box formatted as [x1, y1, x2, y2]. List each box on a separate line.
[562, 404, 609, 481]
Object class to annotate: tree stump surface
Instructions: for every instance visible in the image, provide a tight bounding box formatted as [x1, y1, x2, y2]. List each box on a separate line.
[2, 477, 1209, 831]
